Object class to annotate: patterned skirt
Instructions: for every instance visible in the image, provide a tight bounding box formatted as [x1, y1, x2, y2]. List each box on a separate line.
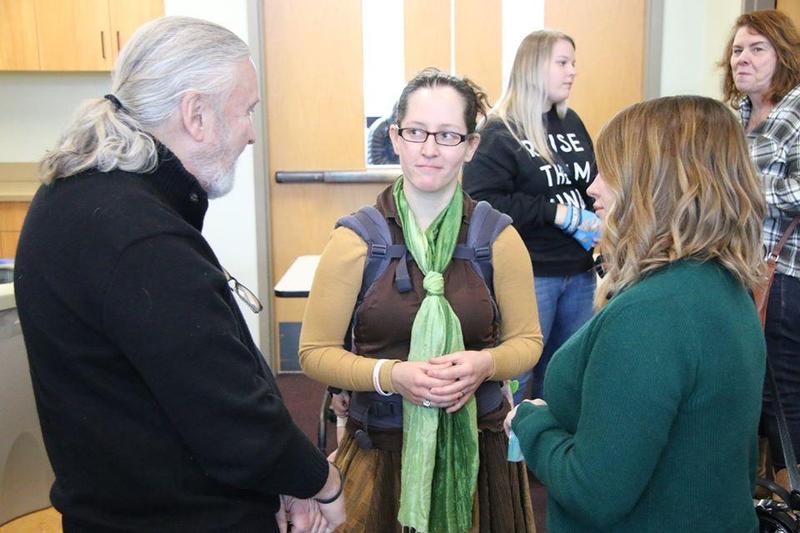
[332, 402, 536, 533]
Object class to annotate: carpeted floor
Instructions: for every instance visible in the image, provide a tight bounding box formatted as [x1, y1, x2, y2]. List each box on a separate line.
[276, 373, 548, 532]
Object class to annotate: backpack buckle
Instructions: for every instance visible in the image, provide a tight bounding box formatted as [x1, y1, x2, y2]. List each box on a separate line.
[475, 246, 491, 261]
[370, 243, 388, 257]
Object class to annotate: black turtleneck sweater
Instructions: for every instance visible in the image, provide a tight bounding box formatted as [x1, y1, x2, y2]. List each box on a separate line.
[14, 148, 328, 532]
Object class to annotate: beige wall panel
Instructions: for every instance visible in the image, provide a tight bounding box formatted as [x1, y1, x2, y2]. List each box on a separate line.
[0, 0, 40, 70]
[545, 0, 646, 139]
[265, 0, 385, 367]
[778, 0, 800, 28]
[454, 0, 502, 104]
[404, 0, 451, 80]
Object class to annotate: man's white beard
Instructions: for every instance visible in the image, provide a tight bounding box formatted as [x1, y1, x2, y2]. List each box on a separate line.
[193, 124, 237, 199]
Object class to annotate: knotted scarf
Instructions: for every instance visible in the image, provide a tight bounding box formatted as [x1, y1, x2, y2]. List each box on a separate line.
[393, 178, 479, 533]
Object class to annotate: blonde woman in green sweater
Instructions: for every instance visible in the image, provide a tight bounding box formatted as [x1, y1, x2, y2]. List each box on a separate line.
[505, 96, 767, 532]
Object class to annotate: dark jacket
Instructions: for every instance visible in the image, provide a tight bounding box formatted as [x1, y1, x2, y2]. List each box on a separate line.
[463, 108, 597, 276]
[14, 148, 328, 532]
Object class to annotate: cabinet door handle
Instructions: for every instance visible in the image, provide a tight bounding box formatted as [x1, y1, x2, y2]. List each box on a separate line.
[116, 31, 121, 52]
[100, 31, 106, 59]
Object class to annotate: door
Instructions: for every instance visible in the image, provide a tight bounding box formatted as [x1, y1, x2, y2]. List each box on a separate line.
[264, 0, 385, 370]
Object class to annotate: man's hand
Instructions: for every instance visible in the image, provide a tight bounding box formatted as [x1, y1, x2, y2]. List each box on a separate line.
[316, 496, 346, 532]
[276, 496, 288, 533]
[312, 462, 346, 531]
[276, 495, 331, 532]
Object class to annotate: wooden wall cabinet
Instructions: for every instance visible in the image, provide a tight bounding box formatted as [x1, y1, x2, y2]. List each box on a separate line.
[0, 0, 40, 70]
[0, 202, 29, 259]
[0, 0, 162, 72]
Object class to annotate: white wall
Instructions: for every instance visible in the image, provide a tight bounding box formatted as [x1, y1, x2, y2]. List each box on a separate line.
[163, 0, 261, 345]
[363, 0, 405, 119]
[659, 0, 741, 99]
[0, 73, 110, 161]
[501, 0, 545, 92]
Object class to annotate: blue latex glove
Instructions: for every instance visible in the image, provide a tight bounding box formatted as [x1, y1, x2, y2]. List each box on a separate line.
[507, 430, 524, 462]
[572, 209, 601, 251]
[557, 206, 601, 251]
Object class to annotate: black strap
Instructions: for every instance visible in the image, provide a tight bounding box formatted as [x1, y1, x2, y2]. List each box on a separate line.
[767, 357, 800, 508]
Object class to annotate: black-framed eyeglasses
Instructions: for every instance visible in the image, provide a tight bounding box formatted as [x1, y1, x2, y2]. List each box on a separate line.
[223, 267, 263, 314]
[396, 127, 470, 146]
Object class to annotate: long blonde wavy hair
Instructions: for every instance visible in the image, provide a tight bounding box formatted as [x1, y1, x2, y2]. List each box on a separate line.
[486, 30, 574, 165]
[594, 96, 766, 309]
[40, 16, 250, 184]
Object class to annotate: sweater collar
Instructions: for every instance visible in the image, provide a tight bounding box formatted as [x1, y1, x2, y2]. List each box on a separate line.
[145, 141, 209, 231]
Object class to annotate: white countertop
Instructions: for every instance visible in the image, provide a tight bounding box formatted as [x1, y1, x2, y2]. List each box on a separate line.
[274, 255, 320, 297]
[0, 283, 14, 311]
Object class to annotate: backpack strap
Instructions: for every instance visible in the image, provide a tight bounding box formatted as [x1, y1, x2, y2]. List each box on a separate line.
[335, 206, 412, 303]
[452, 201, 512, 296]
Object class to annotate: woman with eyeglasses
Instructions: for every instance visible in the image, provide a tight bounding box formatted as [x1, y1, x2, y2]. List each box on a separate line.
[299, 68, 543, 532]
[463, 30, 599, 405]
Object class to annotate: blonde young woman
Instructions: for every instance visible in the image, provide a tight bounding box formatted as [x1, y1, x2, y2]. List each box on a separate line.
[463, 30, 599, 404]
[505, 96, 767, 532]
[300, 68, 542, 532]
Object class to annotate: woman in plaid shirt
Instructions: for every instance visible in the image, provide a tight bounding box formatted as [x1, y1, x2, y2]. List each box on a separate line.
[723, 9, 800, 478]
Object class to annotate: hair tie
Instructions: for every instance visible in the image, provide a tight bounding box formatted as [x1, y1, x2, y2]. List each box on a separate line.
[104, 94, 125, 112]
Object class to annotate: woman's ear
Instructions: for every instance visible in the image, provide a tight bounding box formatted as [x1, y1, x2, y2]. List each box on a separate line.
[463, 133, 481, 163]
[389, 123, 402, 156]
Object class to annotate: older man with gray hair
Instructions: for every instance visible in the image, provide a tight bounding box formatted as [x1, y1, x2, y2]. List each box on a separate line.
[14, 16, 344, 533]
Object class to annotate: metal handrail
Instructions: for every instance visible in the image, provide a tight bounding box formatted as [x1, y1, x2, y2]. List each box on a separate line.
[275, 166, 402, 184]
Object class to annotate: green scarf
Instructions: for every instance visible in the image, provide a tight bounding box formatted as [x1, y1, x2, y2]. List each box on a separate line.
[393, 178, 479, 533]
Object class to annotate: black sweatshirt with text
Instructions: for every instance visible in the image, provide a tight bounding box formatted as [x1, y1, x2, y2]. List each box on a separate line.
[463, 107, 597, 276]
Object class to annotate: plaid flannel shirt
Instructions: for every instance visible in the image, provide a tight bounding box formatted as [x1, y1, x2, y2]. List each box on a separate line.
[741, 83, 800, 278]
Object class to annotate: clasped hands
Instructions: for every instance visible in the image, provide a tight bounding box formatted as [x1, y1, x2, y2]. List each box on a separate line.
[390, 350, 494, 414]
[275, 461, 345, 533]
[276, 495, 332, 533]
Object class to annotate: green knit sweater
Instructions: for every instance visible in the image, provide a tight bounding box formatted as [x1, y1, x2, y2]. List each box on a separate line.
[512, 260, 765, 532]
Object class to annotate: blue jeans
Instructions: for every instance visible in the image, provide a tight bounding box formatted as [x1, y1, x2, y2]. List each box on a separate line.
[762, 272, 800, 468]
[513, 271, 596, 404]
